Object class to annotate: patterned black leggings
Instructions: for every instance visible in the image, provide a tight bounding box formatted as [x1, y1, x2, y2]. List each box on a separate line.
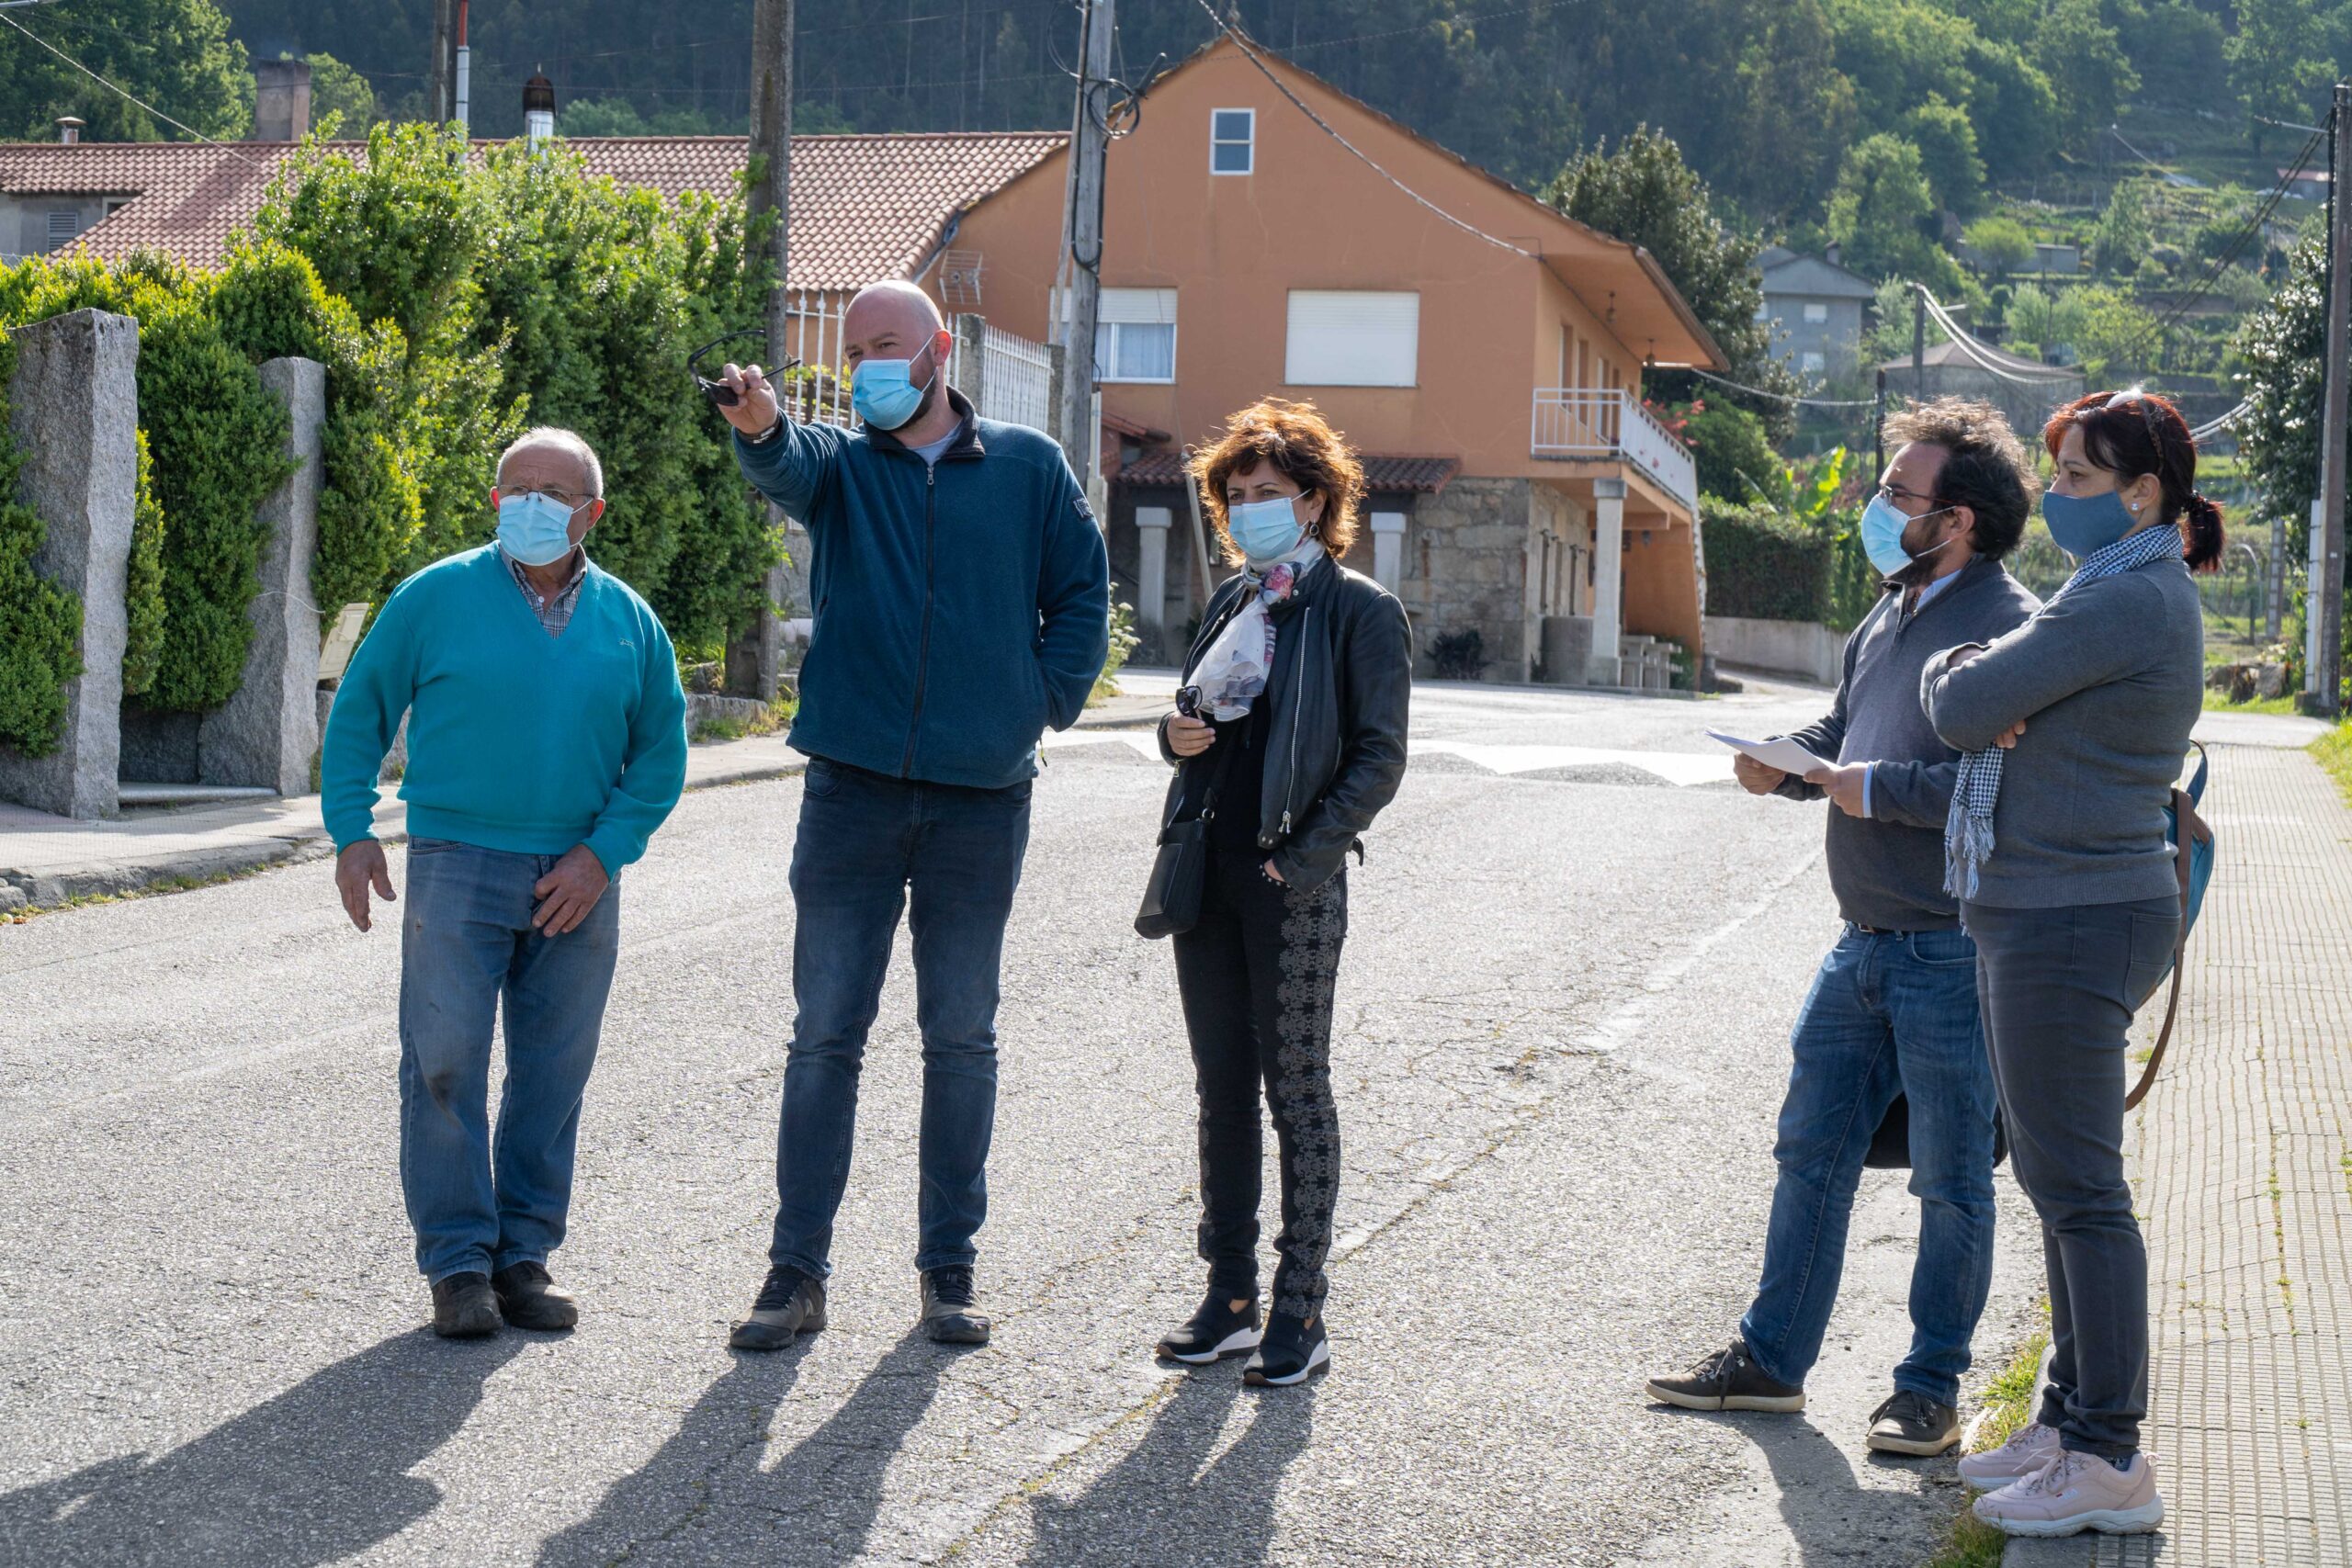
[1171, 849, 1348, 1320]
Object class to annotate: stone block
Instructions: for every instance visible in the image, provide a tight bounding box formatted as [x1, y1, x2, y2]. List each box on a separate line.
[200, 357, 324, 795]
[0, 309, 140, 819]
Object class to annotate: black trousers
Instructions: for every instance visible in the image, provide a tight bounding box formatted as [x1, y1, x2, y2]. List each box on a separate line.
[1171, 848, 1348, 1320]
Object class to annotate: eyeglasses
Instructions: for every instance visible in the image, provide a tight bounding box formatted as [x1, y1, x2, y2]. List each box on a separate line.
[687, 327, 797, 408]
[1875, 482, 1942, 511]
[502, 483, 588, 510]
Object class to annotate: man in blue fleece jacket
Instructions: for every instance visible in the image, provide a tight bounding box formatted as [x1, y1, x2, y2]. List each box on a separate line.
[322, 427, 687, 1340]
[712, 281, 1109, 1350]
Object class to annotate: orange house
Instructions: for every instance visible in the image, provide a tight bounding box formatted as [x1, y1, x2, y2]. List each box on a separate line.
[948, 35, 1724, 683]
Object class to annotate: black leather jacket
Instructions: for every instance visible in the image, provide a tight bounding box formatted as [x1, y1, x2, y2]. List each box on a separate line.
[1157, 558, 1412, 890]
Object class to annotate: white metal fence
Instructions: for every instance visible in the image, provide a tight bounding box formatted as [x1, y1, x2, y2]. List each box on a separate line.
[1530, 387, 1700, 513]
[978, 321, 1054, 434]
[768, 293, 1058, 441]
[775, 290, 854, 429]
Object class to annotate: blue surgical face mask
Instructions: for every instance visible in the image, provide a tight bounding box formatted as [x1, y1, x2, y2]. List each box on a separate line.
[498, 491, 583, 567]
[2041, 487, 2137, 559]
[1227, 493, 1312, 564]
[852, 351, 934, 431]
[1859, 492, 1961, 578]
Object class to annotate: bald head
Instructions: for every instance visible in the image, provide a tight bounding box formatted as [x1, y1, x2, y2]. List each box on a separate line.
[841, 278, 956, 440]
[844, 279, 944, 344]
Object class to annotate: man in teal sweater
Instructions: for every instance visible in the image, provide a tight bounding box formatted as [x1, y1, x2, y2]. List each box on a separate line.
[322, 427, 688, 1339]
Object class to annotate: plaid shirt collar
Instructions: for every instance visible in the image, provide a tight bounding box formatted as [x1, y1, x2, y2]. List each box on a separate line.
[503, 545, 589, 637]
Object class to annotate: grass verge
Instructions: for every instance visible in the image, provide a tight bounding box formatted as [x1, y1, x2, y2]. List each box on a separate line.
[2201, 690, 2301, 716]
[689, 696, 794, 745]
[2312, 719, 2352, 808]
[1923, 1317, 2050, 1568]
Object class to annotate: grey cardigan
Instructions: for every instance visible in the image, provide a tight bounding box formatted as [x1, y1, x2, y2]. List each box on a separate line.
[1777, 556, 2041, 931]
[1922, 557, 2203, 908]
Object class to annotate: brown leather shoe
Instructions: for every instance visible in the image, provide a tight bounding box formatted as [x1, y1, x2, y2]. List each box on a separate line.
[432, 1271, 503, 1338]
[490, 1260, 579, 1332]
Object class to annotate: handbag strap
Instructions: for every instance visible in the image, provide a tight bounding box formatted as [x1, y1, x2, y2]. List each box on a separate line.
[2125, 784, 2206, 1111]
[1159, 712, 1247, 842]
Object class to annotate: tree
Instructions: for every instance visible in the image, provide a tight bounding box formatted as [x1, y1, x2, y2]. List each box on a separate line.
[1899, 96, 1985, 217]
[2228, 0, 2332, 150]
[305, 51, 376, 134]
[1826, 134, 1956, 287]
[2030, 0, 2138, 146]
[2091, 178, 2154, 276]
[560, 97, 725, 137]
[2234, 231, 2327, 559]
[0, 0, 253, 141]
[1962, 37, 2061, 180]
[1965, 215, 2036, 276]
[1544, 125, 1802, 439]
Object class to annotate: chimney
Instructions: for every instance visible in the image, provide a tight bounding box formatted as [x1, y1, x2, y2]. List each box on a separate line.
[524, 70, 556, 152]
[254, 58, 312, 142]
[55, 117, 85, 145]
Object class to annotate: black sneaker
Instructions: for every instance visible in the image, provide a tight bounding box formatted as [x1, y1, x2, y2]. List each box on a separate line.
[1156, 1290, 1262, 1364]
[1242, 1311, 1329, 1386]
[729, 1264, 827, 1351]
[431, 1271, 503, 1339]
[920, 1265, 990, 1346]
[1866, 1388, 1962, 1456]
[490, 1260, 579, 1332]
[1645, 1339, 1805, 1413]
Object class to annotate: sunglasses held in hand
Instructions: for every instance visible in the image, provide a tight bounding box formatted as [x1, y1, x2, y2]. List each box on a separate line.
[688, 328, 793, 409]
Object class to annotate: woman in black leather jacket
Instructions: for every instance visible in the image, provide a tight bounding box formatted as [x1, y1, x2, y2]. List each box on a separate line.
[1149, 399, 1411, 1385]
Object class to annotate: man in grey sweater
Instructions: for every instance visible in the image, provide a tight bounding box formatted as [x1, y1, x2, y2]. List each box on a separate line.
[1646, 400, 2041, 1456]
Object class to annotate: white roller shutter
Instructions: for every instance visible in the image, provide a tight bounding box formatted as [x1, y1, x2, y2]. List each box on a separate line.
[1285, 290, 1419, 388]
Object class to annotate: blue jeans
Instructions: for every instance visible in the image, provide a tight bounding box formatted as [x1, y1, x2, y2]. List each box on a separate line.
[768, 757, 1034, 1279]
[398, 838, 619, 1284]
[1738, 925, 1997, 1406]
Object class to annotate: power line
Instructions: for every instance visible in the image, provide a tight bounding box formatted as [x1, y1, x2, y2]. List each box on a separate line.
[2149, 122, 2324, 341]
[0, 10, 270, 167]
[1916, 288, 2083, 386]
[1684, 366, 1876, 408]
[2188, 399, 2248, 442]
[1186, 0, 1532, 259]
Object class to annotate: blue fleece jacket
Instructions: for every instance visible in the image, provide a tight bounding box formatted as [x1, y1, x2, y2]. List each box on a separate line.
[322, 546, 688, 874]
[733, 389, 1111, 787]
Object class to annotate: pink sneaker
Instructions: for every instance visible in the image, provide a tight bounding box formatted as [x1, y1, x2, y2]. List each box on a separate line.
[1956, 1419, 2061, 1490]
[1972, 1450, 2165, 1537]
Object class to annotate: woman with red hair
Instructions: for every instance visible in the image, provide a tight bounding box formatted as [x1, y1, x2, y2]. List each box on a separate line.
[1147, 399, 1411, 1385]
[1928, 388, 2219, 1538]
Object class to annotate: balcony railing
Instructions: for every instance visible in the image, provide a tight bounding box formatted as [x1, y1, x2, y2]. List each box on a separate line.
[1530, 388, 1698, 514]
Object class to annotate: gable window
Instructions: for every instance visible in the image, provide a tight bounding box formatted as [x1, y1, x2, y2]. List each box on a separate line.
[1802, 301, 1829, 324]
[1211, 108, 1254, 175]
[1285, 290, 1419, 388]
[1092, 288, 1177, 383]
[101, 197, 132, 220]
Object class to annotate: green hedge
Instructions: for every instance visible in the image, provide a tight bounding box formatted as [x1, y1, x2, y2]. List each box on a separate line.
[1703, 500, 1837, 623]
[122, 430, 165, 700]
[0, 330, 81, 755]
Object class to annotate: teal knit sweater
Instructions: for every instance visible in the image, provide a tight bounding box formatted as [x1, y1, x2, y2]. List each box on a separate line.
[322, 546, 688, 873]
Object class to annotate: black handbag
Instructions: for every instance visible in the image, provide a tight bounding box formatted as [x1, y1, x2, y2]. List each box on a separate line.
[1864, 1092, 2009, 1170]
[1135, 721, 1241, 940]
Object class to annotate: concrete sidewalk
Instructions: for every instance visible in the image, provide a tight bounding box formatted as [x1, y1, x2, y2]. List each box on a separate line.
[0, 734, 806, 913]
[2007, 738, 2352, 1567]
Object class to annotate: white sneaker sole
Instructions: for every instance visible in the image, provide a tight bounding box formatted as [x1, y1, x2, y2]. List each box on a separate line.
[1246, 1339, 1330, 1386]
[1974, 1499, 2165, 1537]
[1159, 1325, 1262, 1364]
[1645, 1381, 1805, 1415]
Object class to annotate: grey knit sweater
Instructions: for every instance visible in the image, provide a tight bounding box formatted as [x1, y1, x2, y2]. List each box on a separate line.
[1776, 555, 2041, 930]
[1922, 558, 2203, 908]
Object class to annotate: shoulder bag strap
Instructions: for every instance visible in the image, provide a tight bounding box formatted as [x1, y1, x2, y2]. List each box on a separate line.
[2124, 784, 2199, 1111]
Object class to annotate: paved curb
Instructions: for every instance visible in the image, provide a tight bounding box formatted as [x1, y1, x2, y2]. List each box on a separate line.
[1, 756, 808, 918]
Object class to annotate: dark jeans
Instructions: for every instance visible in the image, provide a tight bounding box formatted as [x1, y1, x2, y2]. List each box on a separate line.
[768, 756, 1034, 1279]
[1738, 925, 1998, 1407]
[398, 838, 620, 1283]
[1967, 896, 2180, 1460]
[1170, 849, 1348, 1320]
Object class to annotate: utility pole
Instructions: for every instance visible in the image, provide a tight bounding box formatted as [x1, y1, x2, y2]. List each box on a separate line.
[2310, 82, 2352, 717]
[1911, 283, 1926, 409]
[1053, 0, 1114, 484]
[736, 0, 794, 705]
[429, 0, 457, 124]
[1872, 368, 1887, 481]
[454, 0, 471, 134]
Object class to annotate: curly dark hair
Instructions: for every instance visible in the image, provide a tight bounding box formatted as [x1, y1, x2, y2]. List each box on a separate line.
[1193, 398, 1366, 564]
[2043, 389, 2226, 571]
[1880, 397, 2039, 560]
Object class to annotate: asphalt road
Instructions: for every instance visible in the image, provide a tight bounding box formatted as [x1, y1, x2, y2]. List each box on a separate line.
[0, 678, 2041, 1566]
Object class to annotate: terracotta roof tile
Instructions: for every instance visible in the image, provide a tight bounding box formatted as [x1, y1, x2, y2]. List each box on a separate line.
[0, 131, 1066, 287]
[1115, 451, 1459, 494]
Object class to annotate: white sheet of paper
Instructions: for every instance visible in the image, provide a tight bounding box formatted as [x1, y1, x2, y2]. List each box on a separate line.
[1705, 729, 1832, 778]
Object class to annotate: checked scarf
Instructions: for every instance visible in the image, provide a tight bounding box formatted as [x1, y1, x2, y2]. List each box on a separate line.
[1943, 523, 2185, 898]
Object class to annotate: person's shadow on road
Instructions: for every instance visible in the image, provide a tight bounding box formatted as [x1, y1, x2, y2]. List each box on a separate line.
[0, 1328, 524, 1567]
[1677, 1407, 1962, 1566]
[1019, 1371, 1314, 1568]
[538, 1326, 947, 1566]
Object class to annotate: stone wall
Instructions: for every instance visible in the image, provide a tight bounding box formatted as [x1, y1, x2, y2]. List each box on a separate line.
[1400, 477, 1536, 680]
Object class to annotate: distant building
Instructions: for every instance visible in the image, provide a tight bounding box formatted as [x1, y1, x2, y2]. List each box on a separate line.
[1878, 339, 2085, 447]
[1756, 246, 1874, 378]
